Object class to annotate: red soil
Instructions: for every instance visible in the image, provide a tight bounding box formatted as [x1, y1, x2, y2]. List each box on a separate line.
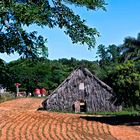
[0, 98, 139, 140]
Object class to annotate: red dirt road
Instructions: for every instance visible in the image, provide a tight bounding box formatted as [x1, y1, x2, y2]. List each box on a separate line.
[0, 98, 139, 140]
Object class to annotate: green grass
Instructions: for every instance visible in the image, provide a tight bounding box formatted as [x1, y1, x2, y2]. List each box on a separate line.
[45, 108, 140, 117]
[84, 110, 140, 116]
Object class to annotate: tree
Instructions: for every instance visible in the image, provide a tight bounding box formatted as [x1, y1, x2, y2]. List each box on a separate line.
[105, 60, 140, 107]
[95, 34, 140, 108]
[0, 0, 106, 58]
[97, 44, 120, 64]
[97, 44, 109, 61]
[6, 57, 103, 92]
[107, 44, 120, 63]
[120, 33, 140, 62]
[0, 59, 9, 86]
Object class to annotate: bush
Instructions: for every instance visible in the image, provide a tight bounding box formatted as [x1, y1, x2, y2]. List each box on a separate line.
[0, 92, 15, 103]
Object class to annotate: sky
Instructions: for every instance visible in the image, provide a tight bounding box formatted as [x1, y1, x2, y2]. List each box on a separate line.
[0, 0, 140, 62]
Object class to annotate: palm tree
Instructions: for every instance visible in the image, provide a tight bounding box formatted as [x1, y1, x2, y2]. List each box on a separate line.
[120, 33, 140, 62]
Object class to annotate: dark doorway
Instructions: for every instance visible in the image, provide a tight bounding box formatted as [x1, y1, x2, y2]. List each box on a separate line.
[80, 101, 86, 112]
[73, 100, 87, 113]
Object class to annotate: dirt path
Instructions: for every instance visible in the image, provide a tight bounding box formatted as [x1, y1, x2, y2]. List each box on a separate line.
[0, 98, 139, 140]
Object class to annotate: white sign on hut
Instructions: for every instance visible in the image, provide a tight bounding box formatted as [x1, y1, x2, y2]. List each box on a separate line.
[79, 83, 84, 90]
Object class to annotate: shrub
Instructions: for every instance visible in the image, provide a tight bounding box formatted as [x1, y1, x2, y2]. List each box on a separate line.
[0, 92, 15, 103]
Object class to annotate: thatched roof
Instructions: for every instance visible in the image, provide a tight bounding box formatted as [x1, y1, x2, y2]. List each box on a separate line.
[51, 67, 113, 96]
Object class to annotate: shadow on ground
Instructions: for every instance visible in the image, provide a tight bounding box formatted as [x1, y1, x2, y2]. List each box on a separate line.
[80, 115, 140, 126]
[37, 107, 45, 111]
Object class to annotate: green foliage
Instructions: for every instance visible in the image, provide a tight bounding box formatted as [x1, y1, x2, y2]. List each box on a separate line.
[96, 33, 140, 108]
[97, 44, 120, 65]
[2, 58, 101, 93]
[105, 60, 140, 107]
[97, 44, 108, 61]
[0, 59, 11, 88]
[0, 0, 106, 58]
[85, 110, 140, 116]
[120, 33, 140, 62]
[107, 44, 120, 62]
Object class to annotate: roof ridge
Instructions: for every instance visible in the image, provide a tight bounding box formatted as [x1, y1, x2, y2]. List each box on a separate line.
[81, 67, 113, 92]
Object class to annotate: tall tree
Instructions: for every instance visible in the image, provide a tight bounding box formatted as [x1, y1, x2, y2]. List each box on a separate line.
[96, 44, 109, 65]
[107, 44, 120, 63]
[105, 60, 140, 107]
[120, 33, 140, 62]
[0, 0, 106, 58]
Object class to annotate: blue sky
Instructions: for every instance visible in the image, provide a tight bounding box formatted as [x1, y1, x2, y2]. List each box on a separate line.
[0, 0, 140, 62]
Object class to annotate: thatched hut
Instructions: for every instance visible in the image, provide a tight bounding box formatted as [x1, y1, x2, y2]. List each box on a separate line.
[42, 67, 121, 112]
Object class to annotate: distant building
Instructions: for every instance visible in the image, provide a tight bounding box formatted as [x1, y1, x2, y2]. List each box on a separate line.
[42, 67, 122, 113]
